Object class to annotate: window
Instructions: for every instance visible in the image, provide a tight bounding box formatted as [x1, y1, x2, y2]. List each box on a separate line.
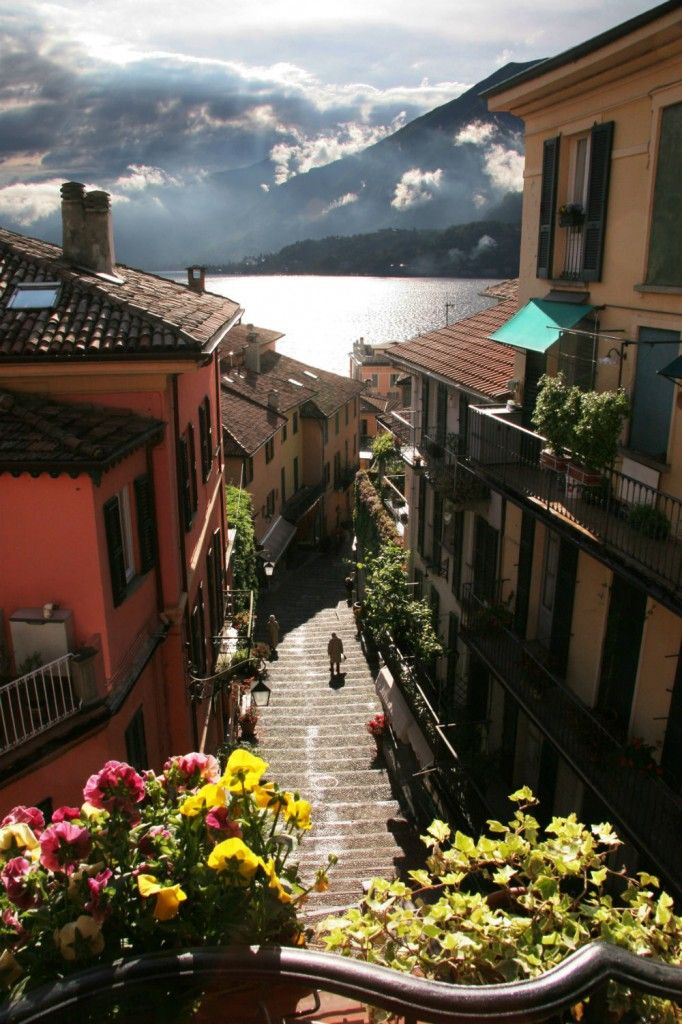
[345, 403, 349, 426]
[266, 489, 276, 517]
[647, 102, 682, 287]
[421, 379, 430, 441]
[335, 411, 340, 435]
[537, 123, 614, 281]
[293, 456, 299, 491]
[187, 423, 198, 512]
[134, 474, 157, 574]
[293, 412, 299, 434]
[244, 457, 254, 485]
[265, 437, 274, 463]
[281, 423, 287, 444]
[103, 488, 134, 607]
[324, 462, 330, 487]
[189, 586, 206, 676]
[125, 706, 148, 771]
[178, 433, 195, 531]
[206, 531, 224, 641]
[198, 396, 213, 481]
[7, 282, 60, 310]
[281, 466, 286, 504]
[334, 451, 341, 489]
[629, 327, 679, 461]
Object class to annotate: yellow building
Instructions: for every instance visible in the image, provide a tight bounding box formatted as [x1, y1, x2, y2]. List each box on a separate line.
[443, 1, 682, 896]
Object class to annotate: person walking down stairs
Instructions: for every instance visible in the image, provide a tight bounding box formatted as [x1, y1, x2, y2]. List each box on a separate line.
[327, 631, 344, 676]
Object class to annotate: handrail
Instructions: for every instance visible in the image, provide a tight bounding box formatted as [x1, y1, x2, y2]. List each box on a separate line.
[3, 943, 682, 1024]
[0, 653, 78, 753]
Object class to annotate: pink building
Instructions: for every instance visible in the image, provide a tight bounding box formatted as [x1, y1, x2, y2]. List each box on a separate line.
[0, 183, 242, 811]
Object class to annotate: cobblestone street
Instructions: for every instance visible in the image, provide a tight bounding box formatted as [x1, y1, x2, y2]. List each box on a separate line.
[254, 544, 423, 918]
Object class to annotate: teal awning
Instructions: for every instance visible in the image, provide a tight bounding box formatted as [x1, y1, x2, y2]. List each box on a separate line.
[659, 355, 682, 382]
[490, 299, 595, 353]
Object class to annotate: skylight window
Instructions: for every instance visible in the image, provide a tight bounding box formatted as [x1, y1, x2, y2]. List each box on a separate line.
[288, 378, 303, 387]
[303, 370, 318, 379]
[7, 282, 60, 310]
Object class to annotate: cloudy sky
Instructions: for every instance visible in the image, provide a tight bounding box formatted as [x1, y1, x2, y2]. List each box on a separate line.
[0, 0, 662, 265]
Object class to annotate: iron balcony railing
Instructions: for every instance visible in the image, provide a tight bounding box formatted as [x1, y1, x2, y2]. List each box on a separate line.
[560, 220, 586, 280]
[3, 943, 682, 1024]
[0, 653, 78, 753]
[466, 405, 682, 596]
[460, 584, 682, 899]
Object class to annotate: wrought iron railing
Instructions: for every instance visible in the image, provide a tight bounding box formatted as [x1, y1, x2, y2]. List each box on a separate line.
[466, 406, 682, 595]
[0, 653, 78, 753]
[560, 221, 585, 280]
[460, 584, 682, 899]
[3, 943, 682, 1024]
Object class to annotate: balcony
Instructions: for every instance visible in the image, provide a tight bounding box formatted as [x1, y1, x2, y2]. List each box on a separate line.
[0, 653, 79, 753]
[422, 432, 490, 505]
[334, 464, 359, 491]
[459, 584, 682, 899]
[466, 405, 682, 599]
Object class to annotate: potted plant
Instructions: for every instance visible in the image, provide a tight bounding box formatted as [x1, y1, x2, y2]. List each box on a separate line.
[0, 752, 333, 1014]
[531, 374, 580, 471]
[628, 502, 670, 540]
[558, 202, 585, 227]
[569, 388, 629, 485]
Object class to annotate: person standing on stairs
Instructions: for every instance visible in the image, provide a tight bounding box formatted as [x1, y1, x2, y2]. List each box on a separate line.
[267, 614, 280, 660]
[327, 632, 345, 676]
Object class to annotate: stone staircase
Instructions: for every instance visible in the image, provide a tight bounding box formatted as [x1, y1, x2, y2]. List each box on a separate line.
[253, 548, 423, 918]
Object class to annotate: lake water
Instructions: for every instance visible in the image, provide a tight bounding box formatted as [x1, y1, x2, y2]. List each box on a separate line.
[165, 274, 499, 376]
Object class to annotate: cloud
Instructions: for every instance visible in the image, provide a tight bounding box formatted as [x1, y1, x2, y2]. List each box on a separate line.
[320, 192, 359, 215]
[483, 143, 524, 192]
[455, 120, 496, 146]
[270, 116, 405, 183]
[0, 179, 65, 225]
[391, 168, 443, 210]
[472, 233, 497, 257]
[114, 165, 181, 191]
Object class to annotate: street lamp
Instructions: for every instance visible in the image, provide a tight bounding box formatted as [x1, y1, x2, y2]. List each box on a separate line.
[250, 678, 271, 707]
[263, 560, 275, 577]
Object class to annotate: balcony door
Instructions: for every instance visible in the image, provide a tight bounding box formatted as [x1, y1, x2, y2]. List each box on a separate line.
[537, 531, 578, 675]
[522, 351, 546, 430]
[597, 574, 646, 738]
[473, 516, 499, 603]
[629, 328, 678, 463]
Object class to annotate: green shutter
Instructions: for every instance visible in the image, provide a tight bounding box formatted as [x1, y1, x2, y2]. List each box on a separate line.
[582, 121, 613, 282]
[187, 423, 198, 511]
[134, 474, 157, 574]
[178, 437, 193, 530]
[537, 136, 560, 279]
[199, 397, 213, 481]
[104, 496, 127, 607]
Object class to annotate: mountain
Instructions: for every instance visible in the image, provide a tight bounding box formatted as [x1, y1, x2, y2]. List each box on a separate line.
[213, 218, 521, 278]
[212, 61, 536, 259]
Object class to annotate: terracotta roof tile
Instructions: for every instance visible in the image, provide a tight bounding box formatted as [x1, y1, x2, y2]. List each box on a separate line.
[0, 390, 164, 475]
[0, 228, 242, 361]
[264, 352, 365, 417]
[481, 278, 519, 301]
[387, 295, 519, 399]
[220, 388, 287, 457]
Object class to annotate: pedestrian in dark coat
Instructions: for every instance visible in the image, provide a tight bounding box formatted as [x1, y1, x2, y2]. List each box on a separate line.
[327, 632, 344, 675]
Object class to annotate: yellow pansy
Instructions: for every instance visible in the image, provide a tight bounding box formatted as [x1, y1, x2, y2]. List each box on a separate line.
[53, 916, 104, 961]
[80, 802, 107, 820]
[0, 822, 39, 853]
[137, 874, 187, 920]
[262, 859, 292, 903]
[207, 837, 262, 878]
[222, 750, 268, 792]
[284, 799, 312, 830]
[179, 782, 227, 817]
[253, 784, 291, 813]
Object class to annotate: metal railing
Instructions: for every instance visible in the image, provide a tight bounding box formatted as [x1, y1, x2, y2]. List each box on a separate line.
[0, 653, 78, 753]
[466, 406, 682, 595]
[460, 584, 682, 899]
[3, 943, 682, 1024]
[560, 221, 585, 280]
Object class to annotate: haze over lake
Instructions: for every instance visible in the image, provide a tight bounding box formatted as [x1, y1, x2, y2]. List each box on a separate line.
[165, 274, 498, 376]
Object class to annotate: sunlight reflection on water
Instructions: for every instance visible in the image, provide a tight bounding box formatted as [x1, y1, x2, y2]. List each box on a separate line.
[165, 273, 499, 376]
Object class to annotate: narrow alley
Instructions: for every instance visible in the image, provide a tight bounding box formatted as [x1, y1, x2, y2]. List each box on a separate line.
[254, 544, 424, 918]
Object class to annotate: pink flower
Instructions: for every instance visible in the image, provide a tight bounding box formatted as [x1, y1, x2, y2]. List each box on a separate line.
[1, 806, 45, 832]
[206, 805, 242, 837]
[163, 753, 220, 791]
[0, 857, 39, 910]
[85, 868, 112, 923]
[39, 822, 92, 874]
[51, 806, 81, 823]
[83, 760, 146, 814]
[138, 825, 172, 857]
[2, 907, 25, 936]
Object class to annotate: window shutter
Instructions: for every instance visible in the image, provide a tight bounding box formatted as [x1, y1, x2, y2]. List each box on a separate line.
[537, 136, 560, 279]
[582, 121, 614, 282]
[187, 423, 198, 511]
[199, 397, 213, 481]
[178, 437, 193, 531]
[212, 527, 224, 628]
[104, 496, 127, 607]
[206, 544, 218, 637]
[134, 474, 157, 574]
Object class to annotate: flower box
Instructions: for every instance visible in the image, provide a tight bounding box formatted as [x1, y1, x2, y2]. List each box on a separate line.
[558, 205, 585, 227]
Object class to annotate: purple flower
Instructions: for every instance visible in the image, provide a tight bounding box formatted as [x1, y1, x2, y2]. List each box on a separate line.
[163, 753, 220, 791]
[39, 822, 92, 874]
[84, 868, 112, 923]
[0, 857, 39, 910]
[83, 760, 145, 815]
[206, 805, 242, 837]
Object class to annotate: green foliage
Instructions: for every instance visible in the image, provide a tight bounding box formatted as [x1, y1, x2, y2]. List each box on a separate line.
[371, 432, 397, 464]
[628, 503, 670, 540]
[354, 471, 401, 554]
[573, 388, 630, 470]
[318, 791, 682, 1022]
[225, 485, 259, 611]
[531, 374, 581, 455]
[363, 543, 443, 664]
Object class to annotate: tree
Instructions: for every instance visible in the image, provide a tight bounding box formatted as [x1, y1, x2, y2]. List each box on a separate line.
[225, 485, 259, 612]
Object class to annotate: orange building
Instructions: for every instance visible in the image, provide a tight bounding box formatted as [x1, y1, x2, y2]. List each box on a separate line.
[0, 183, 242, 811]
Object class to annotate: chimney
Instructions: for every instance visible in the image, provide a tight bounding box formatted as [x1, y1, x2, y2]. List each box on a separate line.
[267, 389, 280, 411]
[187, 265, 206, 293]
[244, 324, 261, 373]
[83, 190, 116, 275]
[60, 181, 87, 266]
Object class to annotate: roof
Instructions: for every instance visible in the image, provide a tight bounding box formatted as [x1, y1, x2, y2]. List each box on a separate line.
[221, 358, 317, 415]
[220, 387, 287, 457]
[0, 227, 242, 362]
[482, 1, 681, 99]
[265, 352, 365, 417]
[481, 279, 519, 302]
[221, 323, 284, 352]
[386, 295, 520, 399]
[0, 389, 164, 478]
[361, 392, 403, 416]
[490, 299, 595, 353]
